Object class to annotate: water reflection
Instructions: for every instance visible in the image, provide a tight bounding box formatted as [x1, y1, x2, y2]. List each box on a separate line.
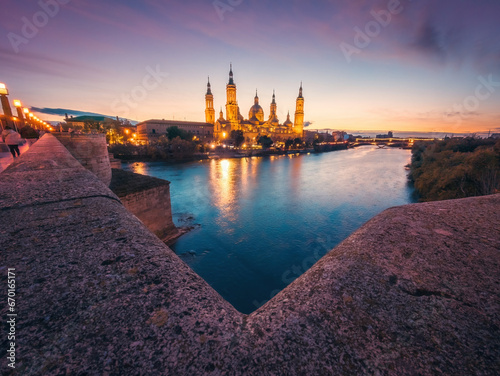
[125, 146, 415, 313]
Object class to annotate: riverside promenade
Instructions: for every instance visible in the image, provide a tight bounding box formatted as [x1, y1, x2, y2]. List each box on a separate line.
[1, 134, 499, 375]
[0, 142, 28, 173]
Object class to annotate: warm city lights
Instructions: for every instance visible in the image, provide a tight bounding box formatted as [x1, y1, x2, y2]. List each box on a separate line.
[0, 83, 8, 95]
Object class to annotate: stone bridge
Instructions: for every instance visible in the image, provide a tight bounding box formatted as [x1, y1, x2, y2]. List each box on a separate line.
[1, 134, 499, 375]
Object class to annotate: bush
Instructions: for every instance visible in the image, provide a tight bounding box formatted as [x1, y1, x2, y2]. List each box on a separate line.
[409, 138, 500, 201]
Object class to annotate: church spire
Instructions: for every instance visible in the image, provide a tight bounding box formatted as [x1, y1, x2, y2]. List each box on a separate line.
[298, 82, 303, 98]
[228, 63, 234, 85]
[205, 76, 215, 124]
[254, 89, 259, 104]
[206, 76, 212, 95]
[272, 89, 276, 104]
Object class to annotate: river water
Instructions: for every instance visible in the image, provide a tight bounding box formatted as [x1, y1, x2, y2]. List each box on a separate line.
[124, 146, 415, 313]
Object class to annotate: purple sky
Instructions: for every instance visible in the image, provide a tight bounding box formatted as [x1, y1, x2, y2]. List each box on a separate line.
[1, 0, 499, 135]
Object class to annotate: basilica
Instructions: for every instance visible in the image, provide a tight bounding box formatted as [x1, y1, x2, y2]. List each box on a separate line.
[205, 65, 304, 142]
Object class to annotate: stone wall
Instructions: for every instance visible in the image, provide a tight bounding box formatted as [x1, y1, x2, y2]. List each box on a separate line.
[109, 168, 178, 241]
[55, 133, 111, 186]
[1, 133, 499, 375]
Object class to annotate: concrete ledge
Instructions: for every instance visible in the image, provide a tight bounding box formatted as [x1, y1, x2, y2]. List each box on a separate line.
[1, 134, 499, 375]
[110, 168, 178, 241]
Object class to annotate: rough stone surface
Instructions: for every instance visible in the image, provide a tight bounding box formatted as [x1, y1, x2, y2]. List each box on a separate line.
[54, 133, 112, 186]
[110, 168, 178, 241]
[1, 134, 499, 375]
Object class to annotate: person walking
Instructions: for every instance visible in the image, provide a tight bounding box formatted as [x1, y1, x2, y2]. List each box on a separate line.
[1, 126, 22, 158]
[20, 124, 39, 147]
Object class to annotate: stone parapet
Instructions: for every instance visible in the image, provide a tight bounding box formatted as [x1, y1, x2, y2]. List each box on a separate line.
[54, 133, 111, 186]
[1, 133, 499, 375]
[109, 168, 178, 241]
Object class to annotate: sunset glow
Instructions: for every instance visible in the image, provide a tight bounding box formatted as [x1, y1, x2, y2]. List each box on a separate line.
[1, 0, 499, 136]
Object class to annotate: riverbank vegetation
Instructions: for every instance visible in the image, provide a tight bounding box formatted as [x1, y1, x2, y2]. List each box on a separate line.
[409, 137, 500, 201]
[109, 127, 203, 160]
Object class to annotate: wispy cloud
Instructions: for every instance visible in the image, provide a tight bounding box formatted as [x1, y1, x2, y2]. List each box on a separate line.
[31, 107, 110, 118]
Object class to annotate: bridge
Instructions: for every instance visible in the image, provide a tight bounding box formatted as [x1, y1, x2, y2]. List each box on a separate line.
[352, 137, 437, 148]
[1, 134, 499, 375]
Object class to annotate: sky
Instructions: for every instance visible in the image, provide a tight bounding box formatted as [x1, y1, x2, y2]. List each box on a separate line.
[1, 0, 499, 136]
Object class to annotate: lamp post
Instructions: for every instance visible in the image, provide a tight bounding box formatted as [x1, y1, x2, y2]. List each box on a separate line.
[0, 83, 14, 130]
[23, 108, 30, 126]
[13, 99, 25, 128]
[28, 112, 35, 129]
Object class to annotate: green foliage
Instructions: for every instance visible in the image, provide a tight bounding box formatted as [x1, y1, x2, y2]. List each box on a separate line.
[409, 138, 500, 201]
[166, 126, 191, 140]
[109, 135, 198, 161]
[83, 120, 102, 132]
[230, 130, 245, 147]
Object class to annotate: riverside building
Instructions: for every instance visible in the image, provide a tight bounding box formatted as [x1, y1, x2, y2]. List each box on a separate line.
[207, 65, 304, 142]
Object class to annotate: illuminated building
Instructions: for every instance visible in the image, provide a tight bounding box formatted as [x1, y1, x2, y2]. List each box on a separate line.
[208, 65, 304, 141]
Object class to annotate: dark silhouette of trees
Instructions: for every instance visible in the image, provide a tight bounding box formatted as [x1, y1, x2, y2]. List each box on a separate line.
[166, 126, 192, 140]
[230, 130, 245, 147]
[257, 135, 273, 149]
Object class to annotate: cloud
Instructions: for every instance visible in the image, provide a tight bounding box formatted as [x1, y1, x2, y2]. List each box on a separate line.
[31, 107, 111, 118]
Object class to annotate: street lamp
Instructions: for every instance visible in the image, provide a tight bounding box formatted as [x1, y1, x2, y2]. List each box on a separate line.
[12, 99, 25, 127]
[0, 83, 8, 96]
[0, 83, 13, 129]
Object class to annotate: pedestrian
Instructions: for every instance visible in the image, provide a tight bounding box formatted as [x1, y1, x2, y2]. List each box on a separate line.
[20, 124, 40, 147]
[1, 126, 22, 158]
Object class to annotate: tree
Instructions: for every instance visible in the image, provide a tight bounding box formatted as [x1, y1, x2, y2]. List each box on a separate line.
[285, 138, 294, 150]
[83, 120, 102, 132]
[312, 134, 324, 144]
[230, 130, 245, 147]
[257, 135, 273, 149]
[166, 126, 191, 140]
[293, 138, 303, 148]
[409, 138, 500, 201]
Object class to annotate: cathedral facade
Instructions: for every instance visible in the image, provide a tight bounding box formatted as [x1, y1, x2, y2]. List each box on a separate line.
[205, 65, 304, 142]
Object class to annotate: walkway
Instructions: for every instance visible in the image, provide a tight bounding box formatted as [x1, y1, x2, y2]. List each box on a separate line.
[1, 134, 499, 375]
[0, 141, 30, 173]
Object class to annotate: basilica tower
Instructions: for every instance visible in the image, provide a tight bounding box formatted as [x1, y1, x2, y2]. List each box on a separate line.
[205, 77, 215, 124]
[225, 64, 239, 127]
[293, 83, 304, 136]
[268, 90, 279, 126]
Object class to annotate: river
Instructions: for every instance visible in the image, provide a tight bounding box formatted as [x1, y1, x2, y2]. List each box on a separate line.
[124, 146, 415, 313]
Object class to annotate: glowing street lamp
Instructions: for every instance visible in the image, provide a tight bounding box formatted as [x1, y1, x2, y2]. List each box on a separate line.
[0, 83, 13, 125]
[12, 99, 25, 126]
[0, 83, 8, 96]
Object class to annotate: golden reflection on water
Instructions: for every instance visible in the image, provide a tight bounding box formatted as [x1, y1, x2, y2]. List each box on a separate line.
[210, 159, 239, 224]
[209, 157, 266, 225]
[131, 162, 148, 176]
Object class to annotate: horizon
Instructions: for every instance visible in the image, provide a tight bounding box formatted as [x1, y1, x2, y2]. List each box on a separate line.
[1, 0, 499, 136]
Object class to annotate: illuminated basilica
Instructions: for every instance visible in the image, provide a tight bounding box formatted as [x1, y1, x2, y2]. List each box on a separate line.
[205, 65, 304, 142]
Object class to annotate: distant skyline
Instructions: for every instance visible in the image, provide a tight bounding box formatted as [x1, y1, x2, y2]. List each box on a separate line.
[1, 0, 499, 136]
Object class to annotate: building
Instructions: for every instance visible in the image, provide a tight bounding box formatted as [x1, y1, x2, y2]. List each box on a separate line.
[207, 65, 305, 142]
[136, 119, 214, 142]
[376, 131, 394, 139]
[65, 115, 116, 129]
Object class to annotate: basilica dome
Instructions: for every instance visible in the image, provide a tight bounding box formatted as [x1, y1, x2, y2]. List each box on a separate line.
[283, 112, 293, 127]
[248, 91, 264, 122]
[249, 104, 264, 122]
